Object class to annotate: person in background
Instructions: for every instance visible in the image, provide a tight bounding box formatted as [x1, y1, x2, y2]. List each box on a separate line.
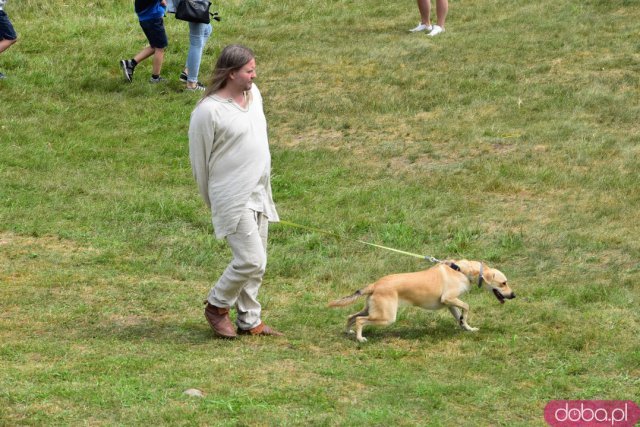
[120, 0, 168, 83]
[188, 45, 283, 338]
[166, 0, 213, 91]
[409, 0, 448, 36]
[0, 0, 18, 79]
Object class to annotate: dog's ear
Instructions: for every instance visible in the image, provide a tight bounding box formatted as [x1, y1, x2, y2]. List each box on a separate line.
[483, 268, 495, 282]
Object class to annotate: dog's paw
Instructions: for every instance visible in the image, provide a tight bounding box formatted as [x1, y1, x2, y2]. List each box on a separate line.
[357, 337, 368, 343]
[346, 329, 355, 335]
[466, 326, 479, 332]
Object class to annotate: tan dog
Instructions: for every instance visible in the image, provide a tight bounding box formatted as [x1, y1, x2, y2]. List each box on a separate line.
[329, 260, 515, 342]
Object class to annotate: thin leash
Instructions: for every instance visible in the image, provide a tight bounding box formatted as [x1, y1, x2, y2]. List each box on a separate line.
[278, 220, 485, 287]
[278, 220, 442, 264]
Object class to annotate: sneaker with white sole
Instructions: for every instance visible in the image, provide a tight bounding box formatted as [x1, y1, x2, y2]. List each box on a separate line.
[179, 71, 188, 82]
[186, 82, 206, 91]
[428, 25, 445, 36]
[409, 23, 432, 32]
[149, 76, 166, 83]
[120, 59, 134, 82]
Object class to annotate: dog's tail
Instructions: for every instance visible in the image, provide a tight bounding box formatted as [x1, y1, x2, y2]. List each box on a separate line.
[328, 284, 374, 307]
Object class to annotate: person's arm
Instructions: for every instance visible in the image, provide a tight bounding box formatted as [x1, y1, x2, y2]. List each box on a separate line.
[188, 105, 215, 208]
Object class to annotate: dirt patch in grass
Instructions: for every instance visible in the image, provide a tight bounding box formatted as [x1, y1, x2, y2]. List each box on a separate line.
[0, 232, 96, 258]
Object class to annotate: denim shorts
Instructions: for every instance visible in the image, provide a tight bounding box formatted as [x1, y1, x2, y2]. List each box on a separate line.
[0, 11, 17, 41]
[139, 17, 168, 49]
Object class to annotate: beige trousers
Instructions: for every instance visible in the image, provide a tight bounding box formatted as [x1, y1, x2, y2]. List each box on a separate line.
[207, 209, 268, 330]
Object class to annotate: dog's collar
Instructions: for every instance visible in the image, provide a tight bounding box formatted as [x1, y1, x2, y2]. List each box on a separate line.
[446, 261, 484, 288]
[447, 262, 461, 272]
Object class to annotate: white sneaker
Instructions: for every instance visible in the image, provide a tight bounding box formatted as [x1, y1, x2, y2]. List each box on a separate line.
[428, 25, 445, 36]
[409, 23, 432, 32]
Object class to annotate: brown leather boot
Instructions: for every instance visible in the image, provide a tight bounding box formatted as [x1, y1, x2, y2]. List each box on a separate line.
[204, 302, 237, 338]
[237, 322, 284, 337]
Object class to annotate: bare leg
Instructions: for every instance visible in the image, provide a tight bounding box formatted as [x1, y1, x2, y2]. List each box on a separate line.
[416, 0, 431, 25]
[435, 0, 448, 28]
[134, 46, 156, 65]
[151, 48, 164, 76]
[0, 38, 17, 54]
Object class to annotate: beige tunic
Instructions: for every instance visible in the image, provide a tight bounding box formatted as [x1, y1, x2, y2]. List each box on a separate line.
[189, 85, 279, 239]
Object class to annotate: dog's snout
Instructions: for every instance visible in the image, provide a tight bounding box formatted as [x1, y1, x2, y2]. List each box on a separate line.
[509, 292, 516, 299]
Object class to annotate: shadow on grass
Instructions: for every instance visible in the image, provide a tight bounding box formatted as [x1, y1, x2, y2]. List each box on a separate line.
[76, 315, 469, 347]
[75, 318, 217, 345]
[334, 318, 466, 344]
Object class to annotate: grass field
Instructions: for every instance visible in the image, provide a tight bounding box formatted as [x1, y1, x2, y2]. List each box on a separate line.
[1, 0, 639, 425]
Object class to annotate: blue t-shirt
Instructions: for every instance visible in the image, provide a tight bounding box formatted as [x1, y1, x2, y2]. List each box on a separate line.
[135, 0, 166, 22]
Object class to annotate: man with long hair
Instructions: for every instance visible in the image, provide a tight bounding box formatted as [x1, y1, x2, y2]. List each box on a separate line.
[188, 45, 282, 338]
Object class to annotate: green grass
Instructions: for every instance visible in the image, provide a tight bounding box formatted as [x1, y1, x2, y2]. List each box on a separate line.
[1, 0, 639, 425]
